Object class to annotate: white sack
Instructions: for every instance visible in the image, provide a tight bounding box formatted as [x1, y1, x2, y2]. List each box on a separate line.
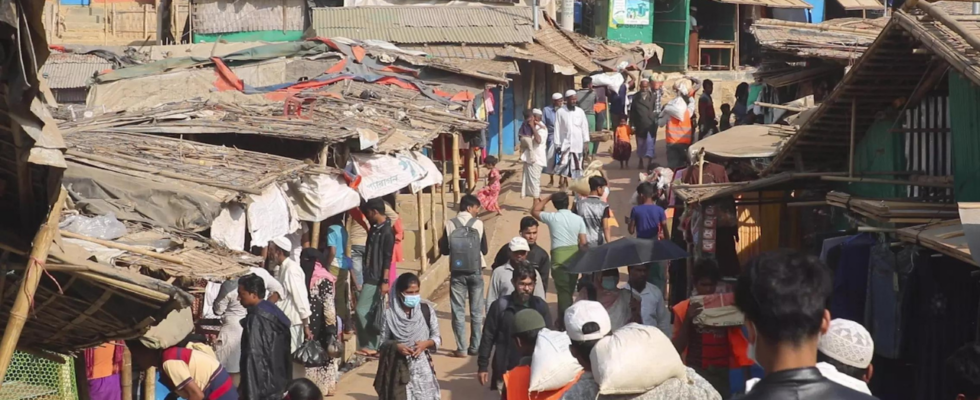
[591, 72, 625, 93]
[592, 323, 688, 395]
[529, 329, 584, 392]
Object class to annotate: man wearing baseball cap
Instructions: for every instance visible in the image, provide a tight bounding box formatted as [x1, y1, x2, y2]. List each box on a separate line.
[487, 237, 545, 307]
[561, 301, 613, 398]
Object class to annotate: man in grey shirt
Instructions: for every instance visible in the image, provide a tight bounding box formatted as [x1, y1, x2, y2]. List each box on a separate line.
[573, 176, 612, 247]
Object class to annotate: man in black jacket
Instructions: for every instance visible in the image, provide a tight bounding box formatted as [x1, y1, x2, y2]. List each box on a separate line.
[734, 250, 877, 400]
[477, 263, 551, 391]
[630, 78, 661, 170]
[491, 217, 551, 289]
[238, 274, 292, 400]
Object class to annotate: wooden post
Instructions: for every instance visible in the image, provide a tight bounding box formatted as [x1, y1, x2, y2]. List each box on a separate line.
[111, 4, 116, 36]
[849, 98, 857, 177]
[467, 147, 476, 192]
[527, 66, 535, 110]
[144, 367, 156, 400]
[734, 5, 740, 69]
[452, 133, 461, 206]
[143, 5, 149, 38]
[121, 346, 132, 400]
[429, 182, 437, 257]
[103, 0, 109, 45]
[0, 187, 67, 384]
[498, 85, 505, 160]
[311, 144, 328, 249]
[440, 135, 449, 239]
[417, 191, 427, 273]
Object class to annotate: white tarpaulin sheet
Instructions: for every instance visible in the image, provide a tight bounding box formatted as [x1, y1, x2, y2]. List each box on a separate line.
[284, 173, 361, 222]
[350, 153, 426, 200]
[212, 203, 247, 251]
[409, 151, 443, 193]
[247, 185, 292, 248]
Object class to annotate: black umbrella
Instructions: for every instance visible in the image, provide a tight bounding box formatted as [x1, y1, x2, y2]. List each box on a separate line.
[565, 237, 689, 274]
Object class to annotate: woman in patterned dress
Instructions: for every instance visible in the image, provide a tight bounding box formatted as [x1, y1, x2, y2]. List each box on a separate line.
[299, 248, 340, 396]
[476, 156, 502, 215]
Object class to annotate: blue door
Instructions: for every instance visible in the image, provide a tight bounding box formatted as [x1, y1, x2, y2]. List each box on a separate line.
[486, 86, 516, 157]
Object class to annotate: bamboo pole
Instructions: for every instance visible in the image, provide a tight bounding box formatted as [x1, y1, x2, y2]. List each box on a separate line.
[60, 230, 185, 265]
[441, 136, 449, 235]
[849, 98, 857, 177]
[417, 191, 427, 273]
[917, 1, 980, 57]
[121, 347, 132, 400]
[452, 133, 461, 206]
[498, 85, 505, 160]
[0, 187, 68, 384]
[310, 144, 329, 249]
[144, 366, 155, 400]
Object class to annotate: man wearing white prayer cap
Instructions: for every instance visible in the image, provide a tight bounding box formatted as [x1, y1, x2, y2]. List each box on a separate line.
[816, 319, 875, 393]
[268, 235, 312, 379]
[543, 93, 563, 185]
[746, 318, 875, 395]
[554, 89, 590, 185]
[520, 108, 547, 202]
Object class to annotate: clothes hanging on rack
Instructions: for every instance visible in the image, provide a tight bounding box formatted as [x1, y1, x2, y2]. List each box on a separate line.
[867, 244, 916, 359]
[826, 233, 876, 323]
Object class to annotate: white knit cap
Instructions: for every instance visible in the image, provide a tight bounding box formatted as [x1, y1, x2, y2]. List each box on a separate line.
[818, 319, 874, 369]
[532, 108, 543, 116]
[565, 89, 577, 98]
[552, 92, 563, 100]
[508, 236, 530, 252]
[271, 236, 292, 252]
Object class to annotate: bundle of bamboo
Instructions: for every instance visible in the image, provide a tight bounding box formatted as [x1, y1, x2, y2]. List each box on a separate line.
[826, 191, 958, 224]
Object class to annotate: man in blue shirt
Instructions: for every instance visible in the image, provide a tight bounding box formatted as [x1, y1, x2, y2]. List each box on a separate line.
[629, 182, 667, 240]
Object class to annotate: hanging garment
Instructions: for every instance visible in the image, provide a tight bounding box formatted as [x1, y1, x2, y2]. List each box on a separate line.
[830, 234, 876, 323]
[867, 244, 916, 359]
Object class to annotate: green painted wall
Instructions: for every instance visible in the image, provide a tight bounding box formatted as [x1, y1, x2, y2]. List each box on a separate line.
[849, 116, 907, 199]
[595, 0, 654, 44]
[194, 30, 304, 43]
[653, 0, 689, 72]
[949, 73, 980, 202]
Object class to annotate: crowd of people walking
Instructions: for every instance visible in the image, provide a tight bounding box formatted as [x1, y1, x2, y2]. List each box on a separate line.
[81, 71, 980, 400]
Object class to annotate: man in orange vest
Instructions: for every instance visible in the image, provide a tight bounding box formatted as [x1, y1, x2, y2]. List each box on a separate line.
[659, 76, 702, 169]
[501, 309, 580, 400]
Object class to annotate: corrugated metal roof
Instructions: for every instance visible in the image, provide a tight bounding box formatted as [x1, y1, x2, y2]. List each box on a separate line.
[714, 0, 812, 9]
[311, 6, 535, 44]
[533, 21, 598, 72]
[41, 54, 113, 89]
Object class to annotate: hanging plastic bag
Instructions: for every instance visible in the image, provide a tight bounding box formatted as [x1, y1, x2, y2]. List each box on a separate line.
[293, 340, 330, 367]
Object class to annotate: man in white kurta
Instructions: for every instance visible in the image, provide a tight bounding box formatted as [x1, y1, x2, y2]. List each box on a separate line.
[555, 89, 590, 180]
[269, 235, 312, 379]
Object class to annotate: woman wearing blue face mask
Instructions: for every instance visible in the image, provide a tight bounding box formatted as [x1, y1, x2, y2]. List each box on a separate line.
[577, 268, 641, 332]
[375, 273, 442, 399]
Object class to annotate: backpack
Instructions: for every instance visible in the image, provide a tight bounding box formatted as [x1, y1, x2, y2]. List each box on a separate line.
[449, 217, 481, 274]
